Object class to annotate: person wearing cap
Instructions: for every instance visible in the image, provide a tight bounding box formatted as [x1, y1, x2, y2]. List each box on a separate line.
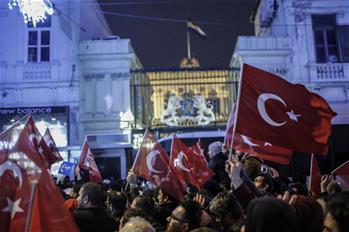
[207, 141, 230, 189]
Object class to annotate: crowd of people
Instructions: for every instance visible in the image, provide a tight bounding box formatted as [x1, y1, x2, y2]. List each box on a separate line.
[55, 141, 349, 232]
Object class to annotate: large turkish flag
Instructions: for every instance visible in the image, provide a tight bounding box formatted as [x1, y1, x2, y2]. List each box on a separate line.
[225, 105, 292, 165]
[235, 64, 336, 155]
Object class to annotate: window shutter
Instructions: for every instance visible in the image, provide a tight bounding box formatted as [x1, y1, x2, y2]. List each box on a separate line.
[337, 25, 349, 62]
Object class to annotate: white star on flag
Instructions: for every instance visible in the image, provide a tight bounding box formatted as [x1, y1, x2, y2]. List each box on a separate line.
[286, 110, 301, 122]
[38, 146, 44, 155]
[2, 198, 24, 220]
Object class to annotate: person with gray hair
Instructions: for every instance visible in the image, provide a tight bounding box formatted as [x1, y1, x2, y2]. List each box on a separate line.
[208, 141, 230, 189]
[119, 216, 155, 232]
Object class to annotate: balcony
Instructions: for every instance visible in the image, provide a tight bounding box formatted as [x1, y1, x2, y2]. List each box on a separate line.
[309, 63, 349, 83]
[23, 63, 52, 80]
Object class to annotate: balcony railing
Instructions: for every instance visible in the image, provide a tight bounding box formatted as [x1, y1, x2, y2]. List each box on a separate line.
[23, 63, 52, 80]
[309, 63, 349, 83]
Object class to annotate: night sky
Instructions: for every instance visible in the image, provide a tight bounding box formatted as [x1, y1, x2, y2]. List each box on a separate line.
[98, 0, 256, 68]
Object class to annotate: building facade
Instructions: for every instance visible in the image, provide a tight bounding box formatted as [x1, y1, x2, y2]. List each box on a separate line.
[0, 0, 141, 178]
[231, 0, 349, 167]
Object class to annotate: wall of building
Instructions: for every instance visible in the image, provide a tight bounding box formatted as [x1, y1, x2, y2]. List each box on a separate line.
[79, 38, 142, 141]
[0, 1, 124, 149]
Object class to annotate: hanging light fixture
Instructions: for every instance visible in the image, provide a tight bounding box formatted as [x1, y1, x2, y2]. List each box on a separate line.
[8, 0, 54, 27]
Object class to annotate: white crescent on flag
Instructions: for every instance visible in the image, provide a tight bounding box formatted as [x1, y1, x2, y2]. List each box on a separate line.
[241, 135, 260, 147]
[257, 93, 287, 127]
[146, 150, 163, 174]
[0, 161, 23, 188]
[174, 151, 190, 172]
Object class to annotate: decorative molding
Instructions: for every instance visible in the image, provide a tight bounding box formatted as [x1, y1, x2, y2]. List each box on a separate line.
[111, 72, 130, 79]
[292, 0, 312, 23]
[84, 73, 105, 79]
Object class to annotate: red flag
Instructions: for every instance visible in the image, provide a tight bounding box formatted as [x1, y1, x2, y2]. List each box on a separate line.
[132, 130, 183, 201]
[79, 141, 103, 183]
[24, 116, 58, 169]
[225, 105, 292, 165]
[309, 154, 321, 197]
[332, 160, 349, 190]
[0, 118, 79, 232]
[189, 141, 208, 166]
[188, 143, 215, 187]
[43, 128, 63, 164]
[169, 135, 202, 190]
[235, 64, 336, 155]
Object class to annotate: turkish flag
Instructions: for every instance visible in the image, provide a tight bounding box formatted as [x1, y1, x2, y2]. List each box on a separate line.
[79, 141, 103, 183]
[309, 154, 321, 197]
[169, 135, 202, 190]
[132, 130, 184, 201]
[24, 116, 59, 169]
[0, 119, 79, 232]
[189, 141, 208, 166]
[188, 143, 215, 187]
[225, 105, 292, 165]
[43, 128, 63, 164]
[235, 64, 336, 155]
[332, 160, 349, 190]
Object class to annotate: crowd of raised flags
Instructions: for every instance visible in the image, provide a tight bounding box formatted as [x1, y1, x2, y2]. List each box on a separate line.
[0, 63, 348, 231]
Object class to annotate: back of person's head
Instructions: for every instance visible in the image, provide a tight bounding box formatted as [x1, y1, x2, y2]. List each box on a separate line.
[120, 208, 148, 229]
[325, 192, 349, 232]
[292, 197, 324, 232]
[80, 182, 104, 207]
[241, 155, 263, 180]
[71, 183, 81, 198]
[208, 141, 223, 158]
[109, 191, 127, 215]
[109, 179, 123, 191]
[288, 182, 309, 196]
[181, 199, 201, 231]
[142, 188, 156, 199]
[209, 191, 242, 221]
[245, 197, 297, 232]
[190, 227, 219, 232]
[202, 179, 225, 197]
[132, 195, 155, 218]
[119, 216, 155, 232]
[273, 176, 290, 195]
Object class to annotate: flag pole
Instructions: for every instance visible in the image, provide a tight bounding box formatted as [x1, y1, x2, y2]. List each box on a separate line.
[25, 182, 38, 232]
[229, 62, 245, 160]
[186, 22, 192, 59]
[125, 129, 149, 193]
[309, 153, 314, 192]
[0, 113, 31, 137]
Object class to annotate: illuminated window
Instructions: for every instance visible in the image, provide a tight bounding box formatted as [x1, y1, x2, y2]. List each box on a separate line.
[27, 16, 51, 62]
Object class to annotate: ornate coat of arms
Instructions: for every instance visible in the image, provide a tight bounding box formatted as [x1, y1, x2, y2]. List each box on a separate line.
[160, 94, 215, 126]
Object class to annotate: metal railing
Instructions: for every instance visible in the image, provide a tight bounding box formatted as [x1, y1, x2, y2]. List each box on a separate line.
[130, 67, 239, 129]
